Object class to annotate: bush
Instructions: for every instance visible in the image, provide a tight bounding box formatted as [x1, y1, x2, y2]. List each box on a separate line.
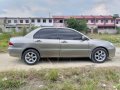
[0, 33, 11, 40]
[29, 26, 39, 32]
[0, 28, 3, 33]
[20, 27, 28, 36]
[62, 81, 76, 90]
[66, 18, 88, 32]
[88, 34, 120, 43]
[45, 69, 59, 81]
[0, 79, 25, 89]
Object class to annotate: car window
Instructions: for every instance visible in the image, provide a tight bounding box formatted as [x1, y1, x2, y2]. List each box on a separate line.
[33, 28, 58, 39]
[58, 29, 82, 40]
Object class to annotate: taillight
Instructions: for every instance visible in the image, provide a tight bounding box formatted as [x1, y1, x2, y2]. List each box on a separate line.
[9, 42, 14, 46]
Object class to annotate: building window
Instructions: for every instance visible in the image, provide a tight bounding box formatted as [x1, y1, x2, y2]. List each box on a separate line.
[43, 19, 46, 23]
[8, 20, 11, 23]
[105, 20, 108, 23]
[49, 19, 52, 23]
[31, 19, 35, 23]
[111, 20, 114, 23]
[101, 20, 104, 23]
[37, 19, 40, 23]
[20, 20, 23, 23]
[96, 20, 98, 23]
[91, 20, 95, 23]
[116, 21, 119, 24]
[59, 20, 63, 23]
[26, 20, 29, 23]
[14, 20, 17, 23]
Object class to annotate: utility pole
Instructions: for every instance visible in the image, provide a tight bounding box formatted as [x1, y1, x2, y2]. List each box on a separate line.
[113, 14, 119, 32]
[49, 12, 51, 18]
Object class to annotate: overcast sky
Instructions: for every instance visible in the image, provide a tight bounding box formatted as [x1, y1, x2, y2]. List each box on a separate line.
[0, 0, 119, 17]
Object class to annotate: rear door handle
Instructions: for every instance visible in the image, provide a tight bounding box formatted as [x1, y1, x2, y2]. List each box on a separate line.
[61, 41, 67, 43]
[35, 40, 42, 42]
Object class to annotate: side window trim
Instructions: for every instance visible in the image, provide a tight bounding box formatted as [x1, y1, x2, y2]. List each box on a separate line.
[33, 28, 59, 39]
[58, 29, 82, 40]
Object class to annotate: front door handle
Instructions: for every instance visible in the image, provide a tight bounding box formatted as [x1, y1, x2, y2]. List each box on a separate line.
[35, 40, 42, 42]
[61, 41, 67, 43]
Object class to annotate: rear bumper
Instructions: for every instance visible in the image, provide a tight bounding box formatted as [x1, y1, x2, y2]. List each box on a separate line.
[8, 47, 23, 58]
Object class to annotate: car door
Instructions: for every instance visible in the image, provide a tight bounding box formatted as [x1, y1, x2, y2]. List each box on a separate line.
[33, 28, 60, 57]
[58, 28, 89, 57]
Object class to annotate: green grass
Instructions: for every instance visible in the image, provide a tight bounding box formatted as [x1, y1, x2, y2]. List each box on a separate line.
[88, 34, 120, 43]
[0, 67, 120, 90]
[0, 32, 25, 53]
[0, 33, 10, 53]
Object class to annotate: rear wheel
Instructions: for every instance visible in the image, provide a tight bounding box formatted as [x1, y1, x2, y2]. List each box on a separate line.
[91, 48, 108, 63]
[22, 49, 40, 65]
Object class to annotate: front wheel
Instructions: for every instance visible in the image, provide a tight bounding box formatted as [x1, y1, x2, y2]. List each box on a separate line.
[22, 49, 40, 65]
[91, 48, 108, 63]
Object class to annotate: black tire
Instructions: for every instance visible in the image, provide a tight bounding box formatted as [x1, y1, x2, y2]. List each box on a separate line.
[91, 48, 108, 63]
[22, 49, 40, 65]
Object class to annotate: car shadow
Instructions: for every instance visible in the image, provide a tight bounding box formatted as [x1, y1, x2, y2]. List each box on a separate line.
[16, 57, 112, 65]
[40, 58, 92, 63]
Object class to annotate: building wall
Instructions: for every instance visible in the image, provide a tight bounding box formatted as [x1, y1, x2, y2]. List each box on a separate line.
[85, 19, 115, 25]
[5, 18, 54, 27]
[0, 18, 5, 32]
[98, 29, 117, 34]
[32, 18, 53, 27]
[0, 16, 120, 34]
[2, 17, 54, 32]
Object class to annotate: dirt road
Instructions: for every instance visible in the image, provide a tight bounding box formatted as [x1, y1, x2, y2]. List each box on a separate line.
[0, 48, 120, 71]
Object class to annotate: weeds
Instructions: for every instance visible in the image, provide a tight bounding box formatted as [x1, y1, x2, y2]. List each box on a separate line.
[45, 69, 59, 81]
[0, 67, 120, 90]
[88, 34, 120, 43]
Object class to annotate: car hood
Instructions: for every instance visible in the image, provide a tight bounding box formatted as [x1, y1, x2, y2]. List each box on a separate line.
[88, 39, 113, 46]
[90, 39, 110, 43]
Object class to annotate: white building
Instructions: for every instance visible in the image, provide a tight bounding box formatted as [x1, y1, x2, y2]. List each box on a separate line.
[0, 17, 54, 32]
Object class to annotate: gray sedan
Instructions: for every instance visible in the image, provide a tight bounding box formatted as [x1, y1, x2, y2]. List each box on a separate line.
[8, 27, 115, 65]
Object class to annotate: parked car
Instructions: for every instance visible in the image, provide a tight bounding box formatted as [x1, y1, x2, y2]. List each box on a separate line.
[8, 27, 115, 65]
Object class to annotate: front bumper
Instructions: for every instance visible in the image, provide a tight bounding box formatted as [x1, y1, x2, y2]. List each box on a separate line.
[108, 47, 116, 58]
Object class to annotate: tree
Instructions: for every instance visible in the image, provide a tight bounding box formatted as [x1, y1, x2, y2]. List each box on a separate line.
[29, 25, 39, 32]
[66, 18, 88, 32]
[0, 28, 3, 33]
[21, 26, 27, 36]
[116, 27, 120, 34]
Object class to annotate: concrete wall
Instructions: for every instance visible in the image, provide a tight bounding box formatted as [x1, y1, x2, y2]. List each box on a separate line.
[54, 23, 65, 27]
[98, 29, 117, 34]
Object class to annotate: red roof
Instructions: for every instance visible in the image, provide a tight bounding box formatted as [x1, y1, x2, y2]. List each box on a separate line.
[53, 15, 114, 19]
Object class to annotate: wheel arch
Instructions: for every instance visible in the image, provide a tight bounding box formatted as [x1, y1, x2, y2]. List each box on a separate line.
[21, 47, 40, 59]
[90, 46, 109, 59]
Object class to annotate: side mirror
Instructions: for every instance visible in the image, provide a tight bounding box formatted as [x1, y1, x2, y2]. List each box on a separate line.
[82, 36, 88, 41]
